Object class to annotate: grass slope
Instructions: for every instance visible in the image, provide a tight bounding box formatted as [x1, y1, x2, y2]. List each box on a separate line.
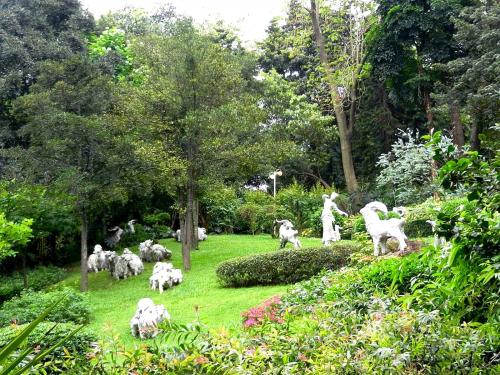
[63, 234, 323, 346]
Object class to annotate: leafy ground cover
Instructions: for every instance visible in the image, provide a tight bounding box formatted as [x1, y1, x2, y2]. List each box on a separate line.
[62, 235, 324, 346]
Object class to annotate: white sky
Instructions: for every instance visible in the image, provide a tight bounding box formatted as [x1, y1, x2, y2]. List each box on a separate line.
[80, 0, 289, 45]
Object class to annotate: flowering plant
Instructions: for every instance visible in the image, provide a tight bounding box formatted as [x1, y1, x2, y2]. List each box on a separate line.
[241, 296, 284, 328]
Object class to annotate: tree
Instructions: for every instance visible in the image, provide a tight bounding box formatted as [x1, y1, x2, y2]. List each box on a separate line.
[260, 0, 374, 194]
[433, 1, 499, 150]
[0, 212, 32, 263]
[0, 0, 94, 148]
[260, 70, 335, 187]
[127, 20, 288, 269]
[368, 0, 470, 140]
[7, 56, 140, 291]
[0, 181, 77, 285]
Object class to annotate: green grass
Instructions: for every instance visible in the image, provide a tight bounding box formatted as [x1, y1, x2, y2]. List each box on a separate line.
[62, 234, 323, 346]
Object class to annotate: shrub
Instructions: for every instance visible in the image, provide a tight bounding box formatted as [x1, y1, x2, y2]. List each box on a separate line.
[0, 287, 91, 326]
[241, 296, 284, 328]
[0, 321, 96, 356]
[216, 242, 362, 287]
[0, 265, 67, 303]
[201, 186, 242, 233]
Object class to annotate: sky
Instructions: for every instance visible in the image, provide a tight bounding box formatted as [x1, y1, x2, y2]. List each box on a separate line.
[80, 0, 289, 45]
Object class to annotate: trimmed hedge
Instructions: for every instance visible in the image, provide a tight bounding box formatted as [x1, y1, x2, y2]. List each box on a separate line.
[216, 242, 362, 287]
[0, 287, 91, 326]
[0, 321, 96, 356]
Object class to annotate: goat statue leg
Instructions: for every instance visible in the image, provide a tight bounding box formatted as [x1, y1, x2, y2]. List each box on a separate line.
[373, 237, 380, 256]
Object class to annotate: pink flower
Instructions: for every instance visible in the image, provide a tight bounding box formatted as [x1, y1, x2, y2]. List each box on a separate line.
[194, 355, 209, 365]
[298, 353, 308, 362]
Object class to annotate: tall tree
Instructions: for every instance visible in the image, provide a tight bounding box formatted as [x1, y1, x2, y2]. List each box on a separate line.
[7, 56, 140, 291]
[433, 1, 499, 150]
[260, 0, 373, 193]
[309, 0, 374, 194]
[369, 0, 470, 140]
[127, 20, 287, 270]
[0, 0, 94, 148]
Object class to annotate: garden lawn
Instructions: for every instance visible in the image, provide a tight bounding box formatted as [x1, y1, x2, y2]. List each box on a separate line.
[62, 234, 323, 347]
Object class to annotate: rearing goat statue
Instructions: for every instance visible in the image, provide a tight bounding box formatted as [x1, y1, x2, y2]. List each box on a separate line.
[360, 201, 407, 256]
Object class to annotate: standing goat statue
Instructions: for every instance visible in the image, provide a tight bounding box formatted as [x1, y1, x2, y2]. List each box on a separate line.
[321, 192, 348, 246]
[105, 219, 137, 248]
[360, 201, 407, 256]
[275, 219, 301, 249]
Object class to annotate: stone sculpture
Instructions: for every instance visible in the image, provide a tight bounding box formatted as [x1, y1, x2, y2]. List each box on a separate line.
[139, 240, 171, 262]
[174, 228, 208, 242]
[321, 192, 348, 246]
[149, 262, 183, 293]
[130, 298, 170, 339]
[275, 219, 301, 249]
[360, 201, 407, 256]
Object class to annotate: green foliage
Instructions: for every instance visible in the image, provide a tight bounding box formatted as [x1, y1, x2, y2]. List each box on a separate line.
[376, 130, 459, 205]
[0, 265, 67, 303]
[143, 211, 170, 226]
[0, 212, 32, 263]
[201, 186, 241, 233]
[260, 70, 335, 183]
[0, 181, 79, 264]
[0, 288, 91, 326]
[0, 321, 95, 356]
[0, 0, 95, 148]
[216, 242, 361, 287]
[88, 27, 143, 83]
[0, 296, 83, 375]
[235, 190, 275, 235]
[84, 253, 498, 374]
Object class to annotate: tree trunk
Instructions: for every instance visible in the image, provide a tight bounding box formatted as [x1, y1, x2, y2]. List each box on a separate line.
[80, 212, 89, 292]
[450, 102, 464, 149]
[470, 116, 480, 151]
[182, 186, 193, 270]
[192, 197, 199, 250]
[309, 0, 359, 194]
[419, 66, 439, 200]
[22, 252, 28, 288]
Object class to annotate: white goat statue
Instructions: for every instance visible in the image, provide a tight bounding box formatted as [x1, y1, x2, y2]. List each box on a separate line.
[332, 225, 341, 242]
[122, 248, 144, 276]
[149, 262, 183, 293]
[87, 244, 106, 273]
[139, 240, 172, 262]
[127, 219, 137, 234]
[426, 220, 447, 250]
[321, 192, 348, 246]
[174, 228, 208, 242]
[105, 219, 136, 248]
[105, 226, 124, 248]
[360, 201, 407, 256]
[130, 298, 170, 339]
[275, 219, 301, 249]
[111, 255, 131, 280]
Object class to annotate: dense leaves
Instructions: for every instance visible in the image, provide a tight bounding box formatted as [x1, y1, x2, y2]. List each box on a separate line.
[0, 287, 91, 326]
[216, 242, 361, 287]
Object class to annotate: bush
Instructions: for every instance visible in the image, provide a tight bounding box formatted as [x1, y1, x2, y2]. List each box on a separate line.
[0, 321, 96, 356]
[241, 296, 284, 328]
[216, 242, 362, 287]
[0, 287, 91, 326]
[0, 265, 67, 303]
[201, 186, 242, 233]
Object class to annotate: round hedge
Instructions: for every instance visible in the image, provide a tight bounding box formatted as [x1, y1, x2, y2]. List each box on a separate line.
[216, 242, 362, 287]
